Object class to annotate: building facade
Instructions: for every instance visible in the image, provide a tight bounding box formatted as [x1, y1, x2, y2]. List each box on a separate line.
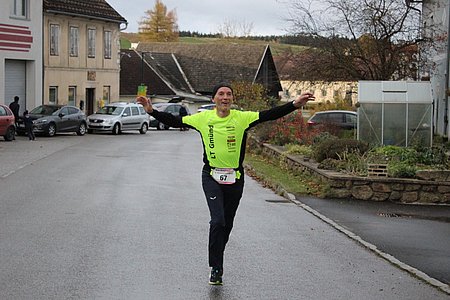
[421, 0, 450, 138]
[43, 0, 127, 116]
[0, 0, 43, 113]
[280, 81, 358, 107]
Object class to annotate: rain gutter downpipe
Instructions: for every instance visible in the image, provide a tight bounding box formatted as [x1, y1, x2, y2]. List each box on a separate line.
[446, 1, 450, 137]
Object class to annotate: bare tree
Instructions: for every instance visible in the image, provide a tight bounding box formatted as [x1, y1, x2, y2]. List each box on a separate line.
[283, 0, 424, 80]
[217, 19, 254, 38]
[239, 20, 255, 37]
[217, 19, 238, 38]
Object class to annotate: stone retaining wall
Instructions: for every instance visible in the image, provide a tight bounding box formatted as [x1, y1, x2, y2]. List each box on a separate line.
[248, 139, 450, 204]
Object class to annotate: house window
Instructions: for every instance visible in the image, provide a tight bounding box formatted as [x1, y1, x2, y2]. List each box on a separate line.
[49, 87, 58, 104]
[104, 31, 112, 59]
[68, 86, 76, 106]
[88, 28, 96, 58]
[321, 89, 327, 97]
[69, 26, 79, 57]
[11, 0, 28, 18]
[50, 24, 60, 56]
[103, 86, 110, 104]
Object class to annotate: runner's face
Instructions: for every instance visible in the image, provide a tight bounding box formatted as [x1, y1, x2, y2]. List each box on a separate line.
[213, 87, 233, 111]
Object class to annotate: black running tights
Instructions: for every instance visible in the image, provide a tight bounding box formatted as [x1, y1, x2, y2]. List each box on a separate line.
[202, 170, 244, 269]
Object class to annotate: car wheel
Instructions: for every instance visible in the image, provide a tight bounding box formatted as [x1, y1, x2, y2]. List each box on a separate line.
[47, 123, 56, 137]
[112, 123, 121, 135]
[158, 121, 168, 130]
[139, 123, 148, 134]
[4, 126, 15, 141]
[76, 122, 86, 136]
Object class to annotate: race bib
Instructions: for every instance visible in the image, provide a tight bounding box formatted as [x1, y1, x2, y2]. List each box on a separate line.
[211, 168, 236, 184]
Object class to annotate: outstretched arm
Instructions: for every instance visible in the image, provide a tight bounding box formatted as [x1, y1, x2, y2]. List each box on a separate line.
[258, 92, 315, 123]
[136, 96, 184, 128]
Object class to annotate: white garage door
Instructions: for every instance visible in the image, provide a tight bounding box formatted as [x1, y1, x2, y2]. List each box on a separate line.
[5, 59, 26, 115]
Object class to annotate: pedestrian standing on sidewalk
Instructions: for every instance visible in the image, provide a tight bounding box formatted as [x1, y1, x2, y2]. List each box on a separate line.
[178, 104, 188, 131]
[137, 83, 314, 285]
[9, 96, 20, 140]
[23, 110, 35, 141]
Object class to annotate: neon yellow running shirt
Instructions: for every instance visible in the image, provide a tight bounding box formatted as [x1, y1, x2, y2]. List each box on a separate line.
[183, 109, 259, 169]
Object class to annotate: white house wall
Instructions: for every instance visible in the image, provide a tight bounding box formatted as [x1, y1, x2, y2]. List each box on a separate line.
[280, 80, 358, 106]
[0, 0, 43, 113]
[421, 0, 450, 137]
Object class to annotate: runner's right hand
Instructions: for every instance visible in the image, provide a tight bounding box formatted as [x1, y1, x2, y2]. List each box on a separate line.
[136, 96, 153, 113]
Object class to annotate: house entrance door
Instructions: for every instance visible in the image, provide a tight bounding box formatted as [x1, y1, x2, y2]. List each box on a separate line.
[86, 88, 95, 116]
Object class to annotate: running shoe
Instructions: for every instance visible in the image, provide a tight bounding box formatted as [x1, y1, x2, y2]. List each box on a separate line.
[209, 267, 223, 285]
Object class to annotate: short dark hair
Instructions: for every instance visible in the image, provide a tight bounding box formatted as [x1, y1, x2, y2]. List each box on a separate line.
[211, 82, 233, 99]
[14, 96, 19, 101]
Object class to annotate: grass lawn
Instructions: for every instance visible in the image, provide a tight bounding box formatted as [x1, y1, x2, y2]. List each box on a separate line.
[244, 152, 325, 197]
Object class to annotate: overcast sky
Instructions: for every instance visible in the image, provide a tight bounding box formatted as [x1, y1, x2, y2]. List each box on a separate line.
[107, 0, 290, 36]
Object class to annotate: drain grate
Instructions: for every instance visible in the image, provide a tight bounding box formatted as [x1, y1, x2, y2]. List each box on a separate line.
[377, 212, 450, 223]
[378, 212, 401, 218]
[265, 199, 291, 203]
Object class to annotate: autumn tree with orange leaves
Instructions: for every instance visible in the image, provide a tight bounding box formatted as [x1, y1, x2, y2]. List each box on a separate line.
[139, 0, 179, 42]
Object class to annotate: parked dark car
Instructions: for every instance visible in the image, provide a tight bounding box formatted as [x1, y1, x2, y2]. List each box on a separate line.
[0, 104, 16, 141]
[149, 103, 190, 130]
[16, 105, 87, 137]
[307, 110, 357, 130]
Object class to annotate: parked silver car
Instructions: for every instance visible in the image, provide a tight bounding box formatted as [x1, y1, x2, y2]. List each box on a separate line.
[87, 102, 150, 135]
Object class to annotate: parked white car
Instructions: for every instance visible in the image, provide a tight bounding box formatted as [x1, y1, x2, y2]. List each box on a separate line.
[87, 102, 150, 135]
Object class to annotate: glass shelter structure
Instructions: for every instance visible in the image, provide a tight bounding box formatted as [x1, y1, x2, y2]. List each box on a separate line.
[357, 81, 433, 147]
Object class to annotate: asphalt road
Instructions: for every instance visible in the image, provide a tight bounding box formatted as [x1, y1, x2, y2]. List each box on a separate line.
[294, 197, 450, 286]
[0, 131, 449, 299]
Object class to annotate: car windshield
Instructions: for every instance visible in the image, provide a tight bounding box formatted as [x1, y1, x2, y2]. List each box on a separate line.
[52, 109, 63, 116]
[30, 105, 60, 116]
[96, 106, 124, 115]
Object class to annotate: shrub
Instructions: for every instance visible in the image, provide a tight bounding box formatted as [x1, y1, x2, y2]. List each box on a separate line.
[413, 145, 449, 169]
[231, 81, 271, 111]
[312, 132, 337, 144]
[388, 161, 417, 178]
[266, 111, 320, 145]
[371, 145, 418, 164]
[285, 143, 313, 157]
[309, 95, 354, 113]
[313, 138, 370, 163]
[318, 158, 347, 171]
